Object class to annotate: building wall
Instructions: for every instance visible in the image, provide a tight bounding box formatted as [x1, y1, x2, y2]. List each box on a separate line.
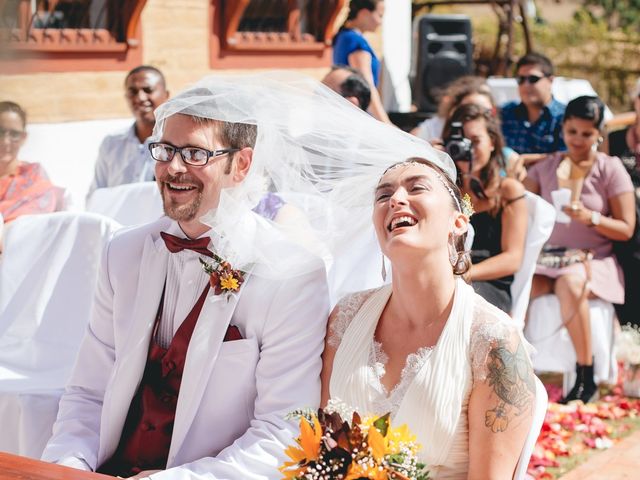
[0, 0, 379, 123]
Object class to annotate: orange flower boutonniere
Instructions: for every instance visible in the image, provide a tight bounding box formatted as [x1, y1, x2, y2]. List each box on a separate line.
[199, 256, 246, 298]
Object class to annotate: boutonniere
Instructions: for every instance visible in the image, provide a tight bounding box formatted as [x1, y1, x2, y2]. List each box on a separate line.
[199, 255, 246, 300]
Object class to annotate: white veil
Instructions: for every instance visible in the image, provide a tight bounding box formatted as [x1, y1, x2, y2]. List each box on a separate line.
[153, 71, 455, 301]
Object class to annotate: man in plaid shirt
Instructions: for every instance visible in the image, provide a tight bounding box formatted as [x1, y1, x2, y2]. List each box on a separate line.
[500, 52, 566, 166]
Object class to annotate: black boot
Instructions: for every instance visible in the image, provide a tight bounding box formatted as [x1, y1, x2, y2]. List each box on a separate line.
[560, 362, 598, 404]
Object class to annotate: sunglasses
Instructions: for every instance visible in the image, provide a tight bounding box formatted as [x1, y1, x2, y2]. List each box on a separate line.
[516, 74, 547, 85]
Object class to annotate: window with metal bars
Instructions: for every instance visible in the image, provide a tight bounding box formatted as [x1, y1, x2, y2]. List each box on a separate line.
[211, 0, 345, 68]
[0, 0, 144, 73]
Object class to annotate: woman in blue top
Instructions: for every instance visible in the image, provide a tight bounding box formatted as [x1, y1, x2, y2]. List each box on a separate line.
[332, 0, 390, 123]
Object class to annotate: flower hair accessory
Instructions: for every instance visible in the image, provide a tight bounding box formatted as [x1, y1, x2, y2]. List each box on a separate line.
[199, 254, 246, 300]
[461, 193, 474, 217]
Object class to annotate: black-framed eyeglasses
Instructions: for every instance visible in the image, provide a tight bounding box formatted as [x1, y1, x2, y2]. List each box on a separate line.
[516, 74, 547, 85]
[0, 127, 25, 142]
[148, 142, 239, 167]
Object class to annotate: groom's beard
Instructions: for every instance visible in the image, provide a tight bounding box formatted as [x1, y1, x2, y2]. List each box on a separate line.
[157, 172, 204, 222]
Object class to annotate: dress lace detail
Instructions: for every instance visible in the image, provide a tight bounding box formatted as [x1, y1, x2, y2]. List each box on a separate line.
[371, 343, 435, 415]
[329, 287, 437, 415]
[327, 288, 380, 349]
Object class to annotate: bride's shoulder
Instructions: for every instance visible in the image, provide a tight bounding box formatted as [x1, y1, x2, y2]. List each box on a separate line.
[470, 294, 517, 342]
[326, 287, 382, 349]
[469, 294, 532, 382]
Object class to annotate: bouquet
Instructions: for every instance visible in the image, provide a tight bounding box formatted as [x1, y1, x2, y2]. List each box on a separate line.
[280, 400, 429, 480]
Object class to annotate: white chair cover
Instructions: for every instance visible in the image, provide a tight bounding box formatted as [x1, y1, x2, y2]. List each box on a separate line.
[0, 212, 120, 458]
[86, 181, 163, 226]
[513, 376, 548, 480]
[510, 193, 556, 329]
[524, 294, 618, 387]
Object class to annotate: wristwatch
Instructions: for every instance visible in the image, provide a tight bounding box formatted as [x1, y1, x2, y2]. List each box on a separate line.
[590, 210, 601, 227]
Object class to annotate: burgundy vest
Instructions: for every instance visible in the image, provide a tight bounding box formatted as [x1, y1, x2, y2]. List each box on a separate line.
[97, 284, 210, 477]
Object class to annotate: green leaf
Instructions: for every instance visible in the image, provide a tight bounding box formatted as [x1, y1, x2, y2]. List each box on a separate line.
[373, 412, 390, 437]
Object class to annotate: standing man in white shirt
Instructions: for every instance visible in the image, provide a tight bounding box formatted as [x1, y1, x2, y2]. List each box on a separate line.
[88, 65, 170, 197]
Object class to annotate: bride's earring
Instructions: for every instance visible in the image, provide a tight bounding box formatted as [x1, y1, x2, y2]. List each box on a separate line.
[448, 235, 458, 268]
[381, 253, 387, 281]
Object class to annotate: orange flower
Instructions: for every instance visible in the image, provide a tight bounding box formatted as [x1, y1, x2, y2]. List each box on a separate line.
[279, 415, 322, 478]
[344, 460, 387, 480]
[368, 424, 387, 462]
[299, 414, 322, 460]
[220, 274, 240, 292]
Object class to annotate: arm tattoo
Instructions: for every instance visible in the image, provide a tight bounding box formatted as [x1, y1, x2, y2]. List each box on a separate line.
[484, 339, 535, 433]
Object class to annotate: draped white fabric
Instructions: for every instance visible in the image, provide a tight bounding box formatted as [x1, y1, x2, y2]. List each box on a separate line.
[525, 295, 618, 386]
[0, 212, 120, 457]
[86, 182, 163, 227]
[330, 278, 475, 475]
[510, 192, 556, 329]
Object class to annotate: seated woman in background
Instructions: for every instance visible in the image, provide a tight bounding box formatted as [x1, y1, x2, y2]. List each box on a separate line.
[0, 101, 65, 224]
[524, 96, 636, 403]
[412, 76, 525, 180]
[442, 104, 528, 314]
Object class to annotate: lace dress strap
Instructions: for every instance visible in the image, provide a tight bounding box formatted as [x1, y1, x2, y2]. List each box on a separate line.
[327, 288, 381, 349]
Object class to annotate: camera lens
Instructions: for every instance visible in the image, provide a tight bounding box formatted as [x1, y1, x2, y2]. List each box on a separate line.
[448, 144, 461, 159]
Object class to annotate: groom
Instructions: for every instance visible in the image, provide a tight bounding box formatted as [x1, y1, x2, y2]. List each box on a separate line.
[41, 93, 330, 479]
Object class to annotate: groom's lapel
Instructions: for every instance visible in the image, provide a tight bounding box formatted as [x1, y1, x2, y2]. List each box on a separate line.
[99, 232, 168, 463]
[168, 273, 250, 461]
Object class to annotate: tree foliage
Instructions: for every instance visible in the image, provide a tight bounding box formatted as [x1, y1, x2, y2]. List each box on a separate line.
[579, 0, 640, 32]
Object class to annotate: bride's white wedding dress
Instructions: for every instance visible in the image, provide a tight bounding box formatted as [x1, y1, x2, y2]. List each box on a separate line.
[329, 278, 522, 479]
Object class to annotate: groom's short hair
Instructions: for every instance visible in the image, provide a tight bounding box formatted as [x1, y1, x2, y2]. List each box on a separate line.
[188, 115, 257, 174]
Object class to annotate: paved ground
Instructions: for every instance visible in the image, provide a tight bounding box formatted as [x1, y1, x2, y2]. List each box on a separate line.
[558, 429, 640, 479]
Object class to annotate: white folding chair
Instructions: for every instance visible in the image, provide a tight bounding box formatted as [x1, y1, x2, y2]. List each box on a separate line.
[525, 295, 618, 393]
[86, 181, 163, 226]
[513, 376, 548, 480]
[0, 212, 120, 458]
[510, 192, 556, 329]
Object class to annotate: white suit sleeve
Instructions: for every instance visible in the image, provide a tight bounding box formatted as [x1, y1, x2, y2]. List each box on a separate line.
[41, 241, 116, 470]
[151, 265, 330, 480]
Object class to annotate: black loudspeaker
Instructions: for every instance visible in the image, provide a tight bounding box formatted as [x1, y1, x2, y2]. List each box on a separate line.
[411, 14, 474, 113]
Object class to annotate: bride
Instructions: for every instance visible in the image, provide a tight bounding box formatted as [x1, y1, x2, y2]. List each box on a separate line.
[321, 157, 536, 479]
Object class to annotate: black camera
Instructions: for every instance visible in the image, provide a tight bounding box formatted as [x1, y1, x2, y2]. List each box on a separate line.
[444, 122, 472, 163]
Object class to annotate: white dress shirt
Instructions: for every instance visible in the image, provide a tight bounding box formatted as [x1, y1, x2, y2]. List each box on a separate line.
[156, 222, 210, 348]
[88, 123, 156, 197]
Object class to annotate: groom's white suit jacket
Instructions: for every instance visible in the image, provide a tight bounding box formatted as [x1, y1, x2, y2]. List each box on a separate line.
[42, 216, 330, 479]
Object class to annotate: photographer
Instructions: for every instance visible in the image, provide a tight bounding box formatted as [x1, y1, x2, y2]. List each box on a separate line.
[443, 104, 528, 313]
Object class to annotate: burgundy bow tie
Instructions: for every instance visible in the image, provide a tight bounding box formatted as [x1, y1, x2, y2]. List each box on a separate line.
[160, 232, 213, 258]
